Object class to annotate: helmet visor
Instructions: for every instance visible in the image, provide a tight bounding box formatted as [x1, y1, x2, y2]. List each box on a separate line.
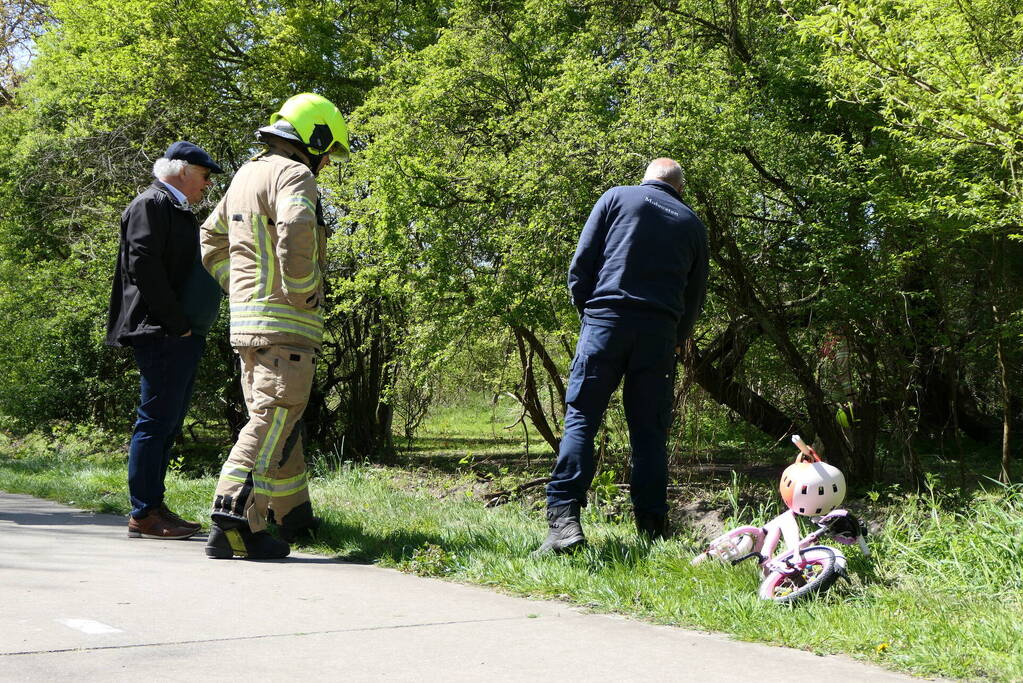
[326, 141, 350, 162]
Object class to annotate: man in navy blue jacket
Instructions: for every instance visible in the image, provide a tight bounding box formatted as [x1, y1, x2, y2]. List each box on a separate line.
[538, 158, 709, 553]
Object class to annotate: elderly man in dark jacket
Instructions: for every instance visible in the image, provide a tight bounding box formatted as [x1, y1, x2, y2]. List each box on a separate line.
[106, 141, 223, 540]
[538, 158, 709, 553]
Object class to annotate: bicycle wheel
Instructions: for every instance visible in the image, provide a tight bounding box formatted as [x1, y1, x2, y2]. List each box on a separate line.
[758, 546, 844, 604]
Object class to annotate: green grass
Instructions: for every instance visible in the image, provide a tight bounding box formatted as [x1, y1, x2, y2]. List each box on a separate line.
[1, 428, 1021, 681]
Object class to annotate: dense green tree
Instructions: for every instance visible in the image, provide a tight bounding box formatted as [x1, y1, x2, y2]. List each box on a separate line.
[0, 0, 1017, 484]
[0, 0, 447, 454]
[796, 0, 1023, 480]
[345, 0, 1020, 482]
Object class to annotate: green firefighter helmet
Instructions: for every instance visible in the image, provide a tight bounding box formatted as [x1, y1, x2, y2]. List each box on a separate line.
[259, 93, 350, 161]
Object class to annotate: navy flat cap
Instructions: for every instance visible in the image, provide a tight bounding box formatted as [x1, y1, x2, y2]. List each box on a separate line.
[163, 141, 224, 174]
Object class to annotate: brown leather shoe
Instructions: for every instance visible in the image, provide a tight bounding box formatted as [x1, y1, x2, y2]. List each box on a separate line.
[159, 503, 201, 531]
[128, 510, 198, 540]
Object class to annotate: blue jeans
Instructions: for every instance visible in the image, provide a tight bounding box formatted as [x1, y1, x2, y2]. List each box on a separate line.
[128, 335, 206, 518]
[547, 321, 676, 516]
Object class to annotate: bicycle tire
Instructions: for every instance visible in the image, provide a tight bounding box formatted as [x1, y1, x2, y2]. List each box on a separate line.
[758, 545, 843, 604]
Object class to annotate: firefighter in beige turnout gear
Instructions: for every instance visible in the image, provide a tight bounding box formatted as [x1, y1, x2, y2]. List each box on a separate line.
[200, 93, 349, 559]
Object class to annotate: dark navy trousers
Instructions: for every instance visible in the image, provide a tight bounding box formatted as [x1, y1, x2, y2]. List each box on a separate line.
[128, 335, 206, 518]
[547, 320, 676, 516]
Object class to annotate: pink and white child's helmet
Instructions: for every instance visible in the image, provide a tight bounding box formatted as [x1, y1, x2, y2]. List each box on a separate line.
[780, 435, 846, 516]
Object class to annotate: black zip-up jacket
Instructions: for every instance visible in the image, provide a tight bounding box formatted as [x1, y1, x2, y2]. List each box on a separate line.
[105, 182, 199, 346]
[568, 180, 709, 344]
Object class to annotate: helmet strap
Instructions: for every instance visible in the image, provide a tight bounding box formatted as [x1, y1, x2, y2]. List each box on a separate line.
[305, 152, 327, 177]
[280, 146, 321, 175]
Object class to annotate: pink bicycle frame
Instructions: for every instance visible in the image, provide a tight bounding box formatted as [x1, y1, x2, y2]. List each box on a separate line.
[697, 507, 868, 574]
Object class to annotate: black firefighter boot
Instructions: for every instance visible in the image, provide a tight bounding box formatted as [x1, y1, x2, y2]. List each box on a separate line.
[535, 502, 586, 554]
[277, 502, 322, 544]
[205, 515, 290, 560]
[635, 509, 670, 542]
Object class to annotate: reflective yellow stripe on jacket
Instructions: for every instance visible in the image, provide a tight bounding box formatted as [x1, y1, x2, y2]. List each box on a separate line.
[252, 215, 276, 300]
[278, 196, 320, 294]
[229, 301, 324, 343]
[209, 258, 230, 290]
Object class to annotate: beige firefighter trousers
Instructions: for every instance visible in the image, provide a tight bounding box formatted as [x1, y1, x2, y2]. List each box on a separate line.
[212, 344, 315, 533]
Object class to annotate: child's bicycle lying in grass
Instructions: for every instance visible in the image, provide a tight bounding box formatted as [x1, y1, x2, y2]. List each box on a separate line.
[692, 435, 870, 604]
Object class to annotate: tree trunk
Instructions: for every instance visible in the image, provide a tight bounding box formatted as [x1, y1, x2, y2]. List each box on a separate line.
[310, 295, 399, 464]
[511, 327, 561, 455]
[699, 193, 862, 478]
[687, 343, 802, 439]
[993, 234, 1013, 484]
[514, 325, 566, 411]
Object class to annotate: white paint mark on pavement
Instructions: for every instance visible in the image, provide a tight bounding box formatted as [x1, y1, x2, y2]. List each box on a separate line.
[56, 618, 123, 635]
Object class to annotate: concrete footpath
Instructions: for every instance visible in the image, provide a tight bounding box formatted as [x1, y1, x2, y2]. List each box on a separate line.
[0, 492, 927, 682]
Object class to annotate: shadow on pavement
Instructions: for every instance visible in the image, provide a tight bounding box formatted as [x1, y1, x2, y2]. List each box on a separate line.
[1, 494, 471, 568]
[0, 510, 125, 528]
[241, 556, 353, 564]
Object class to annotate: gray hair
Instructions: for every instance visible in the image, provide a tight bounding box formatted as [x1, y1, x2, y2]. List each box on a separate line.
[152, 157, 188, 180]
[643, 158, 684, 189]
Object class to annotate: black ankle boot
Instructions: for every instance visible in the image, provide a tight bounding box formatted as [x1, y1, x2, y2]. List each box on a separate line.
[535, 502, 586, 554]
[635, 510, 669, 541]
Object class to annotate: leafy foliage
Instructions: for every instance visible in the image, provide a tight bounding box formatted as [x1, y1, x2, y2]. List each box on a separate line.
[0, 0, 1019, 484]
